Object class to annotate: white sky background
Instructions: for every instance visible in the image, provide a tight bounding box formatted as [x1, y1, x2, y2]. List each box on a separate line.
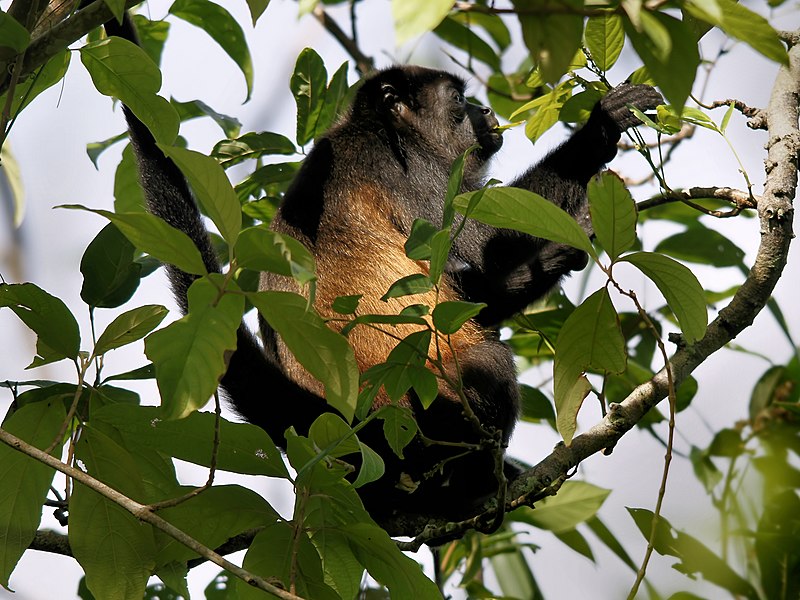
[1, 0, 799, 598]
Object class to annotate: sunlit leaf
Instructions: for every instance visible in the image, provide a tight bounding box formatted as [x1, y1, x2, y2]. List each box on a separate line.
[291, 48, 328, 147]
[393, 0, 454, 44]
[585, 12, 624, 71]
[454, 187, 596, 257]
[80, 37, 179, 144]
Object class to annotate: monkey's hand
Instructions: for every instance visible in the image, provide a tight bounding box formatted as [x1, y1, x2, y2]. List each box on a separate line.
[599, 83, 663, 132]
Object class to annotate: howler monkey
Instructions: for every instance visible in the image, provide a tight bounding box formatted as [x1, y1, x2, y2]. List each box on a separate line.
[104, 16, 661, 526]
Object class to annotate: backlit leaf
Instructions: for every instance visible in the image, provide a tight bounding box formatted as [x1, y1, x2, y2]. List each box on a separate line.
[170, 0, 254, 100]
[145, 276, 244, 419]
[620, 251, 708, 343]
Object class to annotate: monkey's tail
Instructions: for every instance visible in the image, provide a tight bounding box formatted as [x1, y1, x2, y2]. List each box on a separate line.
[102, 14, 332, 446]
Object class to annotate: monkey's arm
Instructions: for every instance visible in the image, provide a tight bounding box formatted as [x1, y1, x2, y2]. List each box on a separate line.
[451, 84, 662, 325]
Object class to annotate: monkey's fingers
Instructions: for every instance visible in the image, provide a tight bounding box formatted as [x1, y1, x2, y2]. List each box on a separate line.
[601, 83, 664, 131]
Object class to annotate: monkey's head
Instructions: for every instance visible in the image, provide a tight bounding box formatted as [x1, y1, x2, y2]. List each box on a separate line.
[351, 66, 504, 166]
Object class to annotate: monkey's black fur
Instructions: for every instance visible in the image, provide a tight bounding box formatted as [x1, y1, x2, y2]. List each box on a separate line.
[105, 15, 661, 527]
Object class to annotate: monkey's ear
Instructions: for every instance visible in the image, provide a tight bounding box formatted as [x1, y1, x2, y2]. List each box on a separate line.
[381, 83, 410, 125]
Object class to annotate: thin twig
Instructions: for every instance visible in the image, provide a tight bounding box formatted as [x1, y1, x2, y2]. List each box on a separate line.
[312, 6, 374, 76]
[0, 427, 305, 600]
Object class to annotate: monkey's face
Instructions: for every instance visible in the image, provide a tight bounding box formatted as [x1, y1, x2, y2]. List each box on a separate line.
[355, 67, 504, 165]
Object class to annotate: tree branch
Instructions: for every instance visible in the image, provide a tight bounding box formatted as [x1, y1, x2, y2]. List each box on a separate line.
[637, 186, 758, 214]
[312, 6, 374, 76]
[0, 427, 305, 600]
[387, 30, 799, 548]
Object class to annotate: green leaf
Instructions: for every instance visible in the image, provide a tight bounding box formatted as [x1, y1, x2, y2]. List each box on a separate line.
[654, 226, 745, 268]
[159, 145, 241, 247]
[316, 62, 352, 138]
[94, 305, 168, 356]
[685, 0, 787, 64]
[588, 172, 637, 261]
[519, 384, 556, 423]
[169, 0, 254, 100]
[586, 516, 638, 571]
[212, 132, 295, 168]
[62, 205, 207, 276]
[451, 11, 512, 51]
[246, 0, 271, 25]
[86, 132, 127, 168]
[250, 291, 359, 421]
[0, 49, 70, 121]
[454, 187, 596, 257]
[171, 98, 241, 138]
[239, 523, 339, 600]
[360, 330, 432, 404]
[0, 283, 80, 367]
[155, 485, 278, 566]
[381, 274, 434, 301]
[94, 404, 287, 477]
[235, 161, 301, 200]
[627, 508, 759, 599]
[234, 226, 316, 284]
[80, 223, 142, 308]
[145, 276, 243, 419]
[114, 144, 146, 213]
[80, 37, 179, 144]
[0, 399, 65, 589]
[620, 251, 708, 343]
[308, 413, 360, 458]
[377, 405, 417, 459]
[291, 48, 328, 147]
[433, 16, 501, 71]
[514, 0, 584, 83]
[0, 10, 30, 54]
[404, 219, 439, 261]
[432, 301, 485, 335]
[131, 14, 170, 66]
[514, 481, 610, 532]
[331, 295, 362, 315]
[585, 12, 624, 71]
[70, 427, 156, 600]
[554, 288, 626, 444]
[101, 0, 126, 22]
[353, 441, 386, 488]
[429, 229, 453, 285]
[392, 0, 455, 44]
[624, 13, 699, 110]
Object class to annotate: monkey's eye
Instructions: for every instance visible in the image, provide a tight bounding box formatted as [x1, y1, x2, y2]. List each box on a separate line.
[451, 89, 465, 104]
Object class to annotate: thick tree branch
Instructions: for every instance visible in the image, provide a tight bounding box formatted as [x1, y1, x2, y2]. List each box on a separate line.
[388, 32, 799, 548]
[0, 428, 304, 600]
